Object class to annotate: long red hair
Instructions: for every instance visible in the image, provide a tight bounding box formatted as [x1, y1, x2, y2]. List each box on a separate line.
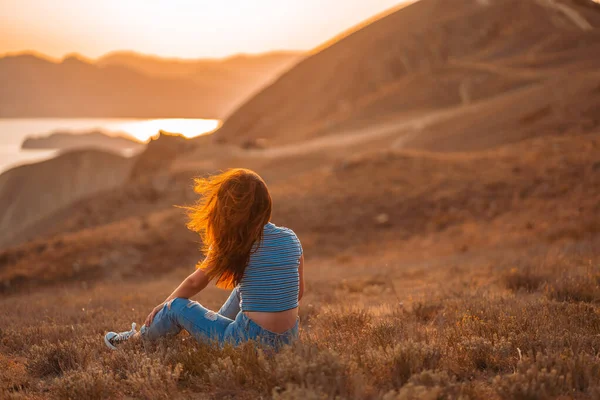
[186, 169, 272, 289]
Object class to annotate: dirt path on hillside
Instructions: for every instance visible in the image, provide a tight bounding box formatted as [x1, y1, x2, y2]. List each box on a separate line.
[230, 81, 545, 160]
[535, 0, 593, 30]
[234, 108, 465, 159]
[174, 104, 478, 176]
[177, 77, 551, 174]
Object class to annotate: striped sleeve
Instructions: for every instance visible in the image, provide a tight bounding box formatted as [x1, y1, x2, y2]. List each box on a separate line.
[292, 230, 303, 256]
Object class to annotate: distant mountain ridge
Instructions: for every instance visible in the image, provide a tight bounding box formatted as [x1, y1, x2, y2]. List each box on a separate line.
[0, 51, 302, 118]
[96, 50, 303, 80]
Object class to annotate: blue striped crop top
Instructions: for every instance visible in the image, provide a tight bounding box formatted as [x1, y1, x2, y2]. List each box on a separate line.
[238, 222, 303, 312]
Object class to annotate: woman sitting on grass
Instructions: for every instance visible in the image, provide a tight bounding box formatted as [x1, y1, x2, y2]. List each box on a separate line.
[104, 168, 304, 349]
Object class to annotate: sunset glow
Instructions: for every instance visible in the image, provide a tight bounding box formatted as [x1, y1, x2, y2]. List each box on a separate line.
[0, 0, 406, 59]
[112, 119, 221, 142]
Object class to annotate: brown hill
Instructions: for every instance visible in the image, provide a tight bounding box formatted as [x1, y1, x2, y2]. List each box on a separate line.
[0, 51, 301, 118]
[0, 133, 215, 249]
[396, 70, 600, 151]
[127, 131, 198, 185]
[0, 150, 134, 247]
[214, 0, 600, 147]
[1, 132, 598, 293]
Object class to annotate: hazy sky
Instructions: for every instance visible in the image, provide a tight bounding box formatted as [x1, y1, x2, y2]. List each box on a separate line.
[0, 0, 406, 59]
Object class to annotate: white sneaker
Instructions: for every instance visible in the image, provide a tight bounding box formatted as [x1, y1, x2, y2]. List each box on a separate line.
[104, 323, 137, 350]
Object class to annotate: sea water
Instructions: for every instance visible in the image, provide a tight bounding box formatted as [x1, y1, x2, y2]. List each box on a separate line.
[0, 118, 220, 174]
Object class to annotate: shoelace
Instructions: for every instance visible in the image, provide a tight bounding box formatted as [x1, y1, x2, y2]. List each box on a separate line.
[111, 323, 137, 344]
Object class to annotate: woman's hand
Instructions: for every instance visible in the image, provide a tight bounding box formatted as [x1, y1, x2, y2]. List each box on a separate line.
[144, 302, 169, 327]
[143, 269, 209, 327]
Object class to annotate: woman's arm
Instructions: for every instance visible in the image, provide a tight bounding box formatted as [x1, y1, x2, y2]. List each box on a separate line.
[164, 268, 210, 302]
[144, 268, 209, 326]
[298, 254, 305, 302]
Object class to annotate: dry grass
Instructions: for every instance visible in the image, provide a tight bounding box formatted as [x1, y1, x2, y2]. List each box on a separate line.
[1, 237, 600, 399]
[1, 132, 599, 398]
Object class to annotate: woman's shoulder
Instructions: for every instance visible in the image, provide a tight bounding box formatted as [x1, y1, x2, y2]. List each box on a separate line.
[265, 222, 303, 254]
[265, 222, 298, 237]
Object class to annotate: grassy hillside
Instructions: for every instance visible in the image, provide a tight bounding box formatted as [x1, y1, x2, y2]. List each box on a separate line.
[1, 212, 599, 398]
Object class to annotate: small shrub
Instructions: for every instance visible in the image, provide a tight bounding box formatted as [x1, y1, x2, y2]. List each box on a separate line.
[370, 320, 407, 348]
[2, 324, 87, 353]
[27, 340, 92, 378]
[310, 309, 373, 353]
[50, 368, 119, 400]
[383, 370, 465, 400]
[205, 343, 272, 392]
[323, 309, 372, 331]
[503, 267, 547, 293]
[272, 383, 329, 400]
[0, 354, 28, 393]
[412, 301, 443, 323]
[449, 336, 515, 376]
[546, 275, 600, 303]
[363, 340, 442, 389]
[123, 355, 182, 400]
[271, 343, 355, 398]
[494, 351, 600, 399]
[157, 338, 221, 384]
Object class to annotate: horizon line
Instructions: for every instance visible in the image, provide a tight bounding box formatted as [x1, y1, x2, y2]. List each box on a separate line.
[0, 48, 307, 64]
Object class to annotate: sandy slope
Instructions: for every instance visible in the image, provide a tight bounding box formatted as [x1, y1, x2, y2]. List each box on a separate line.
[0, 150, 135, 247]
[214, 0, 600, 147]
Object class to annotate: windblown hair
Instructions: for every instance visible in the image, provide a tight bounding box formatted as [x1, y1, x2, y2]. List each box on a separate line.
[186, 169, 272, 289]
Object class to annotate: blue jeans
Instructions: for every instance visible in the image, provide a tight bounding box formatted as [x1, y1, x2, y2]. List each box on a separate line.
[140, 287, 298, 348]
